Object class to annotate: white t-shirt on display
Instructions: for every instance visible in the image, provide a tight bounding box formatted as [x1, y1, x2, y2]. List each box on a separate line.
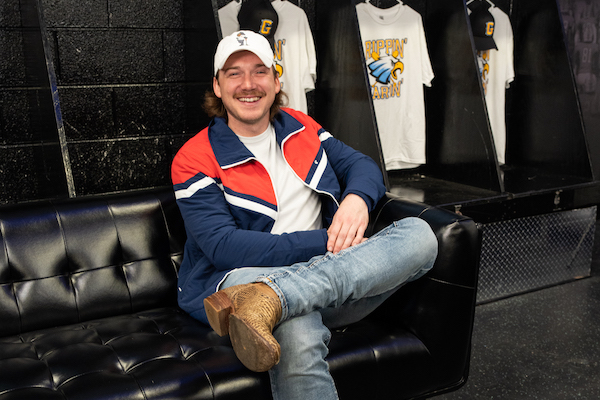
[473, 5, 515, 165]
[356, 2, 434, 170]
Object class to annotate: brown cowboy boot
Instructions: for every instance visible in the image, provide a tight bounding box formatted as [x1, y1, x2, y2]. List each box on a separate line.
[204, 283, 282, 372]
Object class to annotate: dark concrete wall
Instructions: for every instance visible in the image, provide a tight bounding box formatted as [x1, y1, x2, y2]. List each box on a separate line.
[558, 0, 600, 180]
[0, 0, 69, 203]
[0, 0, 219, 203]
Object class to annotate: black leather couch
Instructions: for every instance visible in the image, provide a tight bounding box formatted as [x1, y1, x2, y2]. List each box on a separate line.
[0, 188, 481, 400]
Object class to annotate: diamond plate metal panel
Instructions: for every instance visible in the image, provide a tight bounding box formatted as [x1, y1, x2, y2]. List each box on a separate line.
[477, 207, 596, 303]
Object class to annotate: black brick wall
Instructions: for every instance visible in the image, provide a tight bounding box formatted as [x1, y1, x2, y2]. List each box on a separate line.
[43, 0, 216, 198]
[0, 0, 69, 203]
[0, 0, 220, 203]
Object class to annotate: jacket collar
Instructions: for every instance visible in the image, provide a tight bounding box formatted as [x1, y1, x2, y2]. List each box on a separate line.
[208, 110, 305, 169]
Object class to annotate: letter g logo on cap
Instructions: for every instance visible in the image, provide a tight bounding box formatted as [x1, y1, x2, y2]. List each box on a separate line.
[260, 19, 273, 35]
[485, 21, 494, 37]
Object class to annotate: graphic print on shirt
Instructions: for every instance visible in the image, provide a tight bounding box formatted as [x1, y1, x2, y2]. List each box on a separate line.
[575, 41, 598, 94]
[477, 50, 491, 95]
[273, 38, 285, 88]
[364, 38, 408, 100]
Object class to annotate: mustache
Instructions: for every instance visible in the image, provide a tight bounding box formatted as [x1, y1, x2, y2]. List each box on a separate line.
[234, 90, 266, 98]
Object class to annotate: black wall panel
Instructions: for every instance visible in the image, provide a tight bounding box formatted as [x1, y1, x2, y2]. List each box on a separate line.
[422, 0, 502, 192]
[0, 0, 69, 203]
[558, 0, 600, 181]
[506, 0, 592, 183]
[0, 0, 217, 204]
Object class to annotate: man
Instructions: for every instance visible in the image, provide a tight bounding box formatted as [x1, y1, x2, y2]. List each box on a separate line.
[171, 30, 438, 400]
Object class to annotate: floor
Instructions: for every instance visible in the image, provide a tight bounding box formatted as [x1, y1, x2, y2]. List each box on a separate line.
[433, 275, 600, 400]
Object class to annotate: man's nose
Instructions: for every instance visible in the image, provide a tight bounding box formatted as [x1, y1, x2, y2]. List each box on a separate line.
[240, 74, 257, 89]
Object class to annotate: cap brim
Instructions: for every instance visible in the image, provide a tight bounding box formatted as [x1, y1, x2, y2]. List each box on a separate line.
[474, 36, 498, 51]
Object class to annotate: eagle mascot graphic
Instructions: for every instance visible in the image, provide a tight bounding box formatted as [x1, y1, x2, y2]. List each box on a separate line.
[368, 50, 404, 84]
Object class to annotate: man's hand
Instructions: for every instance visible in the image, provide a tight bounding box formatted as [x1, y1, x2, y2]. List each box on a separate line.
[327, 194, 369, 254]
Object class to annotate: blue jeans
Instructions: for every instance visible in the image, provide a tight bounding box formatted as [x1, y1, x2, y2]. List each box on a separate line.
[221, 217, 438, 400]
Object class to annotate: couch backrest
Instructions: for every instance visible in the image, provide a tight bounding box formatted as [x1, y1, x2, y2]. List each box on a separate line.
[0, 188, 186, 337]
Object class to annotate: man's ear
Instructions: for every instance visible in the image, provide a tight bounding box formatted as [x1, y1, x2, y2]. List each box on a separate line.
[213, 76, 222, 98]
[274, 73, 281, 94]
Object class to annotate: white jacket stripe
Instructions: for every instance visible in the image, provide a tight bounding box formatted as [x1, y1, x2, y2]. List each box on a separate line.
[308, 151, 328, 190]
[319, 131, 333, 141]
[175, 177, 216, 199]
[224, 192, 278, 220]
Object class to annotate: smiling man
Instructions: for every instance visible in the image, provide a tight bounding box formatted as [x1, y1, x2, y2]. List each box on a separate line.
[212, 34, 280, 136]
[171, 30, 438, 400]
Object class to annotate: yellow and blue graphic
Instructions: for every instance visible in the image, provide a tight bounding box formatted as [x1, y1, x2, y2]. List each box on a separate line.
[273, 38, 286, 86]
[477, 50, 490, 96]
[364, 38, 407, 99]
[260, 19, 274, 35]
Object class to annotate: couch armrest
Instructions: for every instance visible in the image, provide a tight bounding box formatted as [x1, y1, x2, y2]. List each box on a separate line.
[365, 193, 482, 392]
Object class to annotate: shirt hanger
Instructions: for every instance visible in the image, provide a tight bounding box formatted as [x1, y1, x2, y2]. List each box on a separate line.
[366, 0, 403, 6]
[466, 0, 495, 6]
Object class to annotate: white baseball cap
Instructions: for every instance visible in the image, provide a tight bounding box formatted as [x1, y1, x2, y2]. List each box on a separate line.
[214, 30, 274, 75]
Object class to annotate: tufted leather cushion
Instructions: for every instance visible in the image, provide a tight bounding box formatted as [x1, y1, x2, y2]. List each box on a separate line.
[0, 190, 183, 336]
[0, 188, 480, 400]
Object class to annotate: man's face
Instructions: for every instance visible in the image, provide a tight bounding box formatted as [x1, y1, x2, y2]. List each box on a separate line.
[213, 50, 280, 136]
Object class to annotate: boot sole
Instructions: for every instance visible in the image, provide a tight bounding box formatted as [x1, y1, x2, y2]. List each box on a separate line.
[229, 313, 280, 372]
[204, 291, 234, 336]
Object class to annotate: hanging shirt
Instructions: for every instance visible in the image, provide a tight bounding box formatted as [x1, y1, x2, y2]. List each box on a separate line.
[218, 0, 317, 114]
[237, 124, 323, 234]
[473, 5, 515, 165]
[356, 2, 434, 170]
[574, 0, 599, 43]
[572, 1, 599, 96]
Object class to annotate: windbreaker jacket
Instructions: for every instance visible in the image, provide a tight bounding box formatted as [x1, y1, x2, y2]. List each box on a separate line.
[171, 108, 386, 324]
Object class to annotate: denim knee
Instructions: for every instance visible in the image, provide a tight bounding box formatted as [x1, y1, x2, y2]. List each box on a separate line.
[410, 217, 438, 256]
[394, 217, 438, 277]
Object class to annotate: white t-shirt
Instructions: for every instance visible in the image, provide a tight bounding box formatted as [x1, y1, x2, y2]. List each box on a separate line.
[218, 0, 317, 113]
[237, 125, 322, 234]
[474, 6, 515, 165]
[356, 2, 434, 170]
